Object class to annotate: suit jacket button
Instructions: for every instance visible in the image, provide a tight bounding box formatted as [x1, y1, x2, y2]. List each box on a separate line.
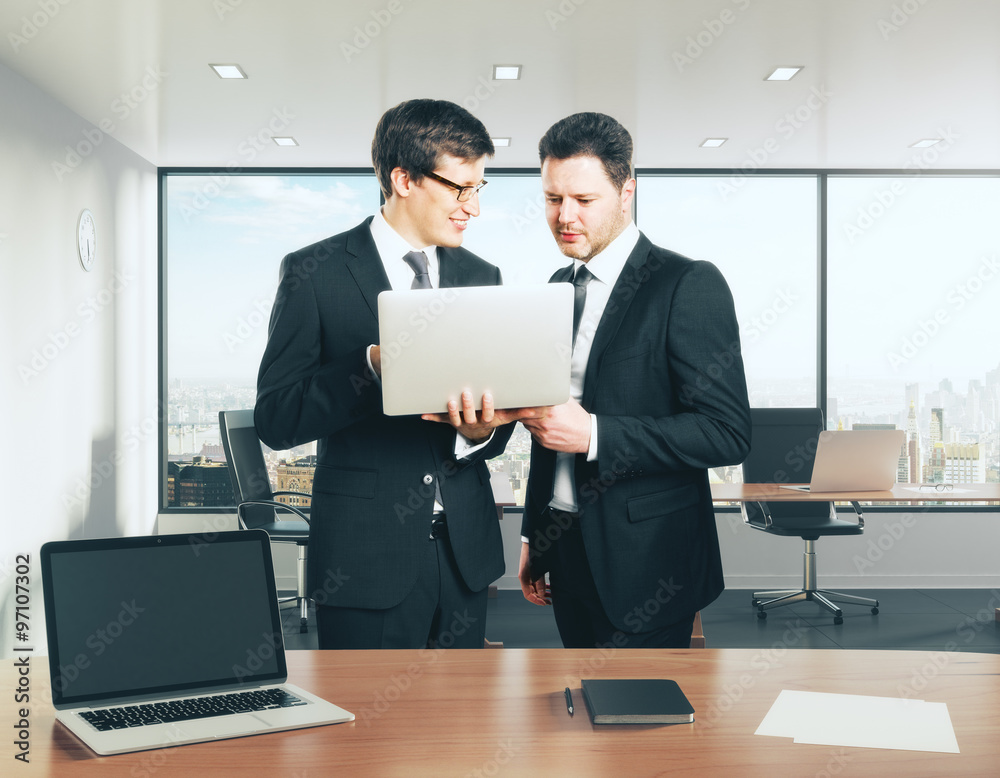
[422, 474, 434, 485]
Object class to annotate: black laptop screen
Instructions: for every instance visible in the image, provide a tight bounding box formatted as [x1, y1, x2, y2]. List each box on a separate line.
[42, 530, 286, 707]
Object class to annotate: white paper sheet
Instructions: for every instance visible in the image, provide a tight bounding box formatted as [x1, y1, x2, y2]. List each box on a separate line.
[755, 690, 960, 754]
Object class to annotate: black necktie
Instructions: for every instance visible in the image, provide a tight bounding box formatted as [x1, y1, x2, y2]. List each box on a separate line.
[572, 265, 593, 347]
[403, 250, 432, 289]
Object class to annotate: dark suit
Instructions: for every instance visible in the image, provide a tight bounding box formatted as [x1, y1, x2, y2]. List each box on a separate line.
[521, 233, 751, 640]
[255, 218, 513, 634]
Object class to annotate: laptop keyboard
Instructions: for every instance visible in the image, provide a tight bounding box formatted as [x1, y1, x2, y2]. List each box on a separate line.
[80, 688, 308, 730]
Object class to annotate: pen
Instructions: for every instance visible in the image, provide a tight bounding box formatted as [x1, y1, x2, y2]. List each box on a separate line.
[564, 687, 574, 716]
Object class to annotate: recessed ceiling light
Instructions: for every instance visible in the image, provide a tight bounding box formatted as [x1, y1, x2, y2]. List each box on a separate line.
[492, 137, 511, 147]
[909, 138, 941, 148]
[493, 65, 521, 80]
[210, 64, 247, 79]
[700, 138, 728, 148]
[765, 67, 802, 81]
[272, 137, 298, 147]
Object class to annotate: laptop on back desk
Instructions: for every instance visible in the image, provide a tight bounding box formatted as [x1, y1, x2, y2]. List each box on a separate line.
[781, 429, 906, 492]
[41, 529, 353, 756]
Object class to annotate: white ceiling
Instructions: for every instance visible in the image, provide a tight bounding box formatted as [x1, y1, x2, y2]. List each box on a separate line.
[2, 0, 999, 170]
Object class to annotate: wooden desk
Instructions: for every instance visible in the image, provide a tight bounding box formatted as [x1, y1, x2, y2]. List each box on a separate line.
[711, 482, 1000, 503]
[6, 648, 999, 777]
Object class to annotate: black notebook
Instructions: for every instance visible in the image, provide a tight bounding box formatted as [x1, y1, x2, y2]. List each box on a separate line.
[580, 679, 694, 724]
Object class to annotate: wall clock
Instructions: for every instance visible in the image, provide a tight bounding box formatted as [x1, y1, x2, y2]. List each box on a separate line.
[78, 209, 96, 271]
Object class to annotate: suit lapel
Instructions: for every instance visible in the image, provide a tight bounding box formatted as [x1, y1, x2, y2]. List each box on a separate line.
[582, 234, 653, 406]
[344, 217, 391, 319]
[438, 247, 469, 288]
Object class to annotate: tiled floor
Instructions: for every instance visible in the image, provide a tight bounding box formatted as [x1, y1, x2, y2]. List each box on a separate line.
[282, 588, 1000, 653]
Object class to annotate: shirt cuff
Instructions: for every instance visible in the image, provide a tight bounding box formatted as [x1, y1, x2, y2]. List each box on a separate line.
[365, 345, 382, 387]
[455, 429, 494, 459]
[586, 414, 598, 461]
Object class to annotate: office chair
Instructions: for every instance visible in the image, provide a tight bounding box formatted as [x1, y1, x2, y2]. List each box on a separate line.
[741, 408, 879, 625]
[219, 410, 312, 633]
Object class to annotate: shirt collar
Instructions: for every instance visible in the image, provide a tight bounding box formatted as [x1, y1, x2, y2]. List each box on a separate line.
[573, 220, 640, 286]
[370, 208, 439, 271]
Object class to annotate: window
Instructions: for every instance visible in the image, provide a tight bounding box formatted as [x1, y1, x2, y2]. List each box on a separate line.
[827, 176, 1000, 485]
[636, 175, 819, 409]
[161, 170, 998, 509]
[162, 173, 379, 506]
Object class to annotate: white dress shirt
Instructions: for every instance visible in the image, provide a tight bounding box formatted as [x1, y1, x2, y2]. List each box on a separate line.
[549, 221, 641, 513]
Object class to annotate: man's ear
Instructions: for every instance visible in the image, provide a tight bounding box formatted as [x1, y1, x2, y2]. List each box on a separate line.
[389, 167, 413, 199]
[620, 178, 637, 213]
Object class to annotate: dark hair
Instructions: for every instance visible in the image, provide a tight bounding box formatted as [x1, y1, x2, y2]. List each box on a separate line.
[538, 112, 633, 191]
[372, 99, 494, 198]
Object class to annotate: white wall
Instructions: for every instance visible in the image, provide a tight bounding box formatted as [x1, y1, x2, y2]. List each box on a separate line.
[0, 62, 158, 659]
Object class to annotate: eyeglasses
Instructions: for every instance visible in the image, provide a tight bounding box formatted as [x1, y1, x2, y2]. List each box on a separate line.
[918, 483, 954, 491]
[423, 170, 488, 202]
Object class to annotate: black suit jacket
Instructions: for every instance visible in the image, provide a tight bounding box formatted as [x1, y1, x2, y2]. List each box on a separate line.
[255, 218, 514, 610]
[521, 233, 751, 632]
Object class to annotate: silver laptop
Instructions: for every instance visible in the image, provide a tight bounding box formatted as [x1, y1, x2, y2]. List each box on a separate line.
[41, 530, 353, 756]
[378, 284, 573, 416]
[781, 429, 906, 492]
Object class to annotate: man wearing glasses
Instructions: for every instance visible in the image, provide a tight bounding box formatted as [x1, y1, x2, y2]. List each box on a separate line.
[256, 99, 532, 649]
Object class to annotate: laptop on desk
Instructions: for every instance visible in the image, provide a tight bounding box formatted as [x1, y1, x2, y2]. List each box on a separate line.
[40, 530, 353, 756]
[781, 429, 906, 492]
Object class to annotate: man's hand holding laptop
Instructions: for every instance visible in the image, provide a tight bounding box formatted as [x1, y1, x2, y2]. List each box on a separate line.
[421, 389, 549, 441]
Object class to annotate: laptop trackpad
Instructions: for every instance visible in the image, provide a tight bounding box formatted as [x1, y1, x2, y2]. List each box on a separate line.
[176, 713, 268, 740]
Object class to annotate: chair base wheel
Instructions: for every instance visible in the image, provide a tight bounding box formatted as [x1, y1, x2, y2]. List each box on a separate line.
[834, 616, 844, 625]
[871, 607, 879, 615]
[756, 610, 767, 620]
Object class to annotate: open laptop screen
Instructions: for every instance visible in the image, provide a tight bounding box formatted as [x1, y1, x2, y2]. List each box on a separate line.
[42, 530, 286, 708]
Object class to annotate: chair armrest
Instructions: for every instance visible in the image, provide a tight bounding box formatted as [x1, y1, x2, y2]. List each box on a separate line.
[740, 500, 772, 530]
[237, 499, 310, 528]
[847, 500, 864, 529]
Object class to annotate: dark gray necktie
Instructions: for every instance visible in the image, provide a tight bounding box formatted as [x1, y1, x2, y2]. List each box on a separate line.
[572, 265, 594, 347]
[403, 250, 445, 516]
[403, 250, 432, 289]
